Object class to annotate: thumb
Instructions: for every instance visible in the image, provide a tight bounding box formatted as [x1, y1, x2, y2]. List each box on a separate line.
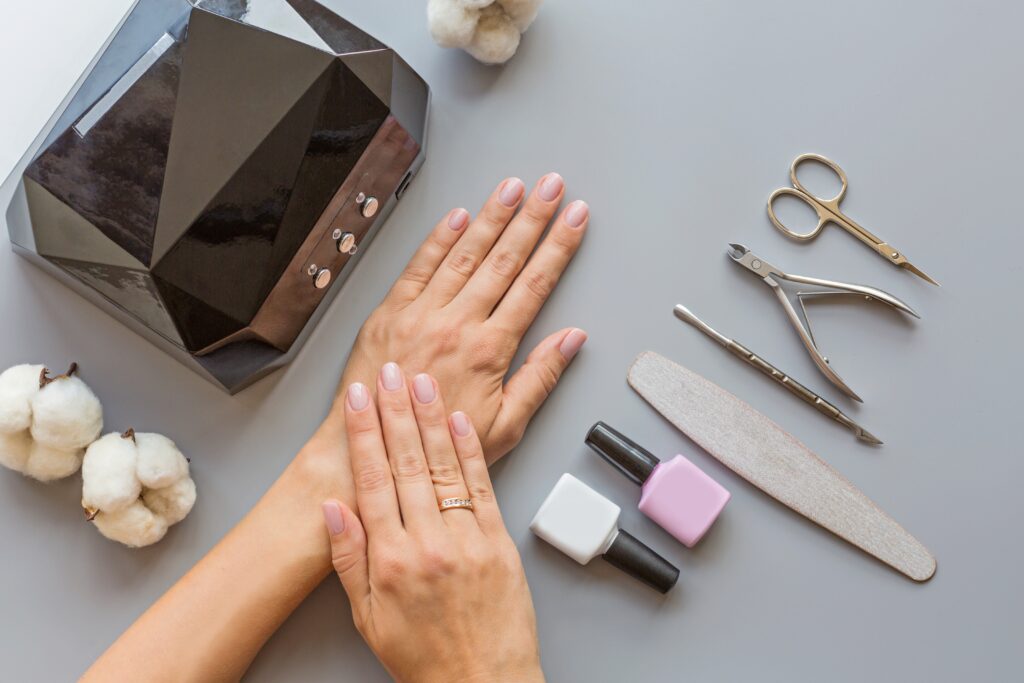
[492, 327, 587, 459]
[322, 500, 370, 619]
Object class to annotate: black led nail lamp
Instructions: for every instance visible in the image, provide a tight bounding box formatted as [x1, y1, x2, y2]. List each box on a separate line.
[3, 0, 429, 393]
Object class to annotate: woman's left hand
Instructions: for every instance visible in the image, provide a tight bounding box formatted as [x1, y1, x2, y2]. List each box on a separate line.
[322, 364, 543, 683]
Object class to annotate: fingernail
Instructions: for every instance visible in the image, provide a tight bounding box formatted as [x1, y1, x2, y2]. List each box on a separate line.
[450, 411, 471, 437]
[412, 373, 436, 404]
[537, 173, 564, 202]
[559, 328, 588, 361]
[565, 200, 589, 228]
[498, 177, 524, 207]
[381, 362, 403, 391]
[347, 382, 369, 411]
[448, 208, 469, 231]
[322, 501, 345, 536]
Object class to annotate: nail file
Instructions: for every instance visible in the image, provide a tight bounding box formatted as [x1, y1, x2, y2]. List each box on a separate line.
[627, 351, 936, 582]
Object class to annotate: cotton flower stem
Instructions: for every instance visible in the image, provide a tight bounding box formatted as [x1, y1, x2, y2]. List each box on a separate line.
[83, 506, 98, 521]
[121, 428, 137, 443]
[38, 362, 79, 389]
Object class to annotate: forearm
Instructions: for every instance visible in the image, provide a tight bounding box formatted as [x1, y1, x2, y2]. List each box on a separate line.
[82, 416, 351, 682]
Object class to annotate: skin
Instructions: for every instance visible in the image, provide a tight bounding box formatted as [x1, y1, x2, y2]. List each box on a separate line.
[325, 368, 542, 683]
[82, 173, 588, 682]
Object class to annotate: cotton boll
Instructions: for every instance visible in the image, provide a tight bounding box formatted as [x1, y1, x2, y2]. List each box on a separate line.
[23, 442, 83, 482]
[82, 432, 141, 513]
[427, 0, 479, 48]
[0, 364, 45, 434]
[93, 499, 169, 548]
[466, 4, 521, 65]
[29, 375, 103, 451]
[499, 0, 542, 32]
[143, 477, 197, 526]
[135, 432, 188, 489]
[0, 430, 32, 473]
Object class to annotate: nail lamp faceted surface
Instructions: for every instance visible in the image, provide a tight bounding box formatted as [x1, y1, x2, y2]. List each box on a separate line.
[4, 0, 429, 393]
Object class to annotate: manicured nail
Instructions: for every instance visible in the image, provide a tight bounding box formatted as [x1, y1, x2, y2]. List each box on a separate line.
[499, 177, 525, 207]
[322, 501, 345, 536]
[347, 382, 369, 411]
[381, 362, 403, 391]
[450, 411, 472, 437]
[559, 328, 588, 361]
[448, 208, 469, 231]
[564, 200, 589, 228]
[538, 173, 564, 202]
[412, 373, 436, 404]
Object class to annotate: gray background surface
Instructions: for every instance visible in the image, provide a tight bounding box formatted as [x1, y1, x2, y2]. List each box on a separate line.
[1, 0, 1022, 680]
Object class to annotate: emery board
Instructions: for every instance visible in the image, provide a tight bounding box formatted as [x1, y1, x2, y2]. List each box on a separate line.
[628, 351, 936, 582]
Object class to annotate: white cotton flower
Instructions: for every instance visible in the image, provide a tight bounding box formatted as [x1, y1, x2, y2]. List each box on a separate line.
[427, 0, 543, 65]
[24, 442, 84, 482]
[82, 429, 196, 547]
[135, 432, 188, 489]
[0, 430, 32, 472]
[0, 364, 45, 434]
[93, 500, 169, 548]
[143, 477, 196, 526]
[82, 432, 141, 512]
[0, 362, 103, 481]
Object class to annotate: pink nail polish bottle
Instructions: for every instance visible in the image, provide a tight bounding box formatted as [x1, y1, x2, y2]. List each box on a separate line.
[586, 422, 730, 547]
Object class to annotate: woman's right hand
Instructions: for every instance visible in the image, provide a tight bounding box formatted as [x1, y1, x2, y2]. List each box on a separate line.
[322, 364, 543, 683]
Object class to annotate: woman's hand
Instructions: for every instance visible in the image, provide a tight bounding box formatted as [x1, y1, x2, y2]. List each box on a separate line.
[336, 173, 589, 462]
[323, 365, 542, 683]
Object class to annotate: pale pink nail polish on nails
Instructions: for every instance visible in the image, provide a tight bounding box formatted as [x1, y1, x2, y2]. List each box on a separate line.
[499, 178, 524, 207]
[413, 374, 436, 403]
[381, 362, 403, 391]
[538, 173, 564, 202]
[559, 329, 588, 360]
[322, 502, 345, 536]
[448, 208, 469, 231]
[565, 200, 589, 228]
[451, 411, 471, 437]
[586, 423, 730, 548]
[348, 383, 369, 411]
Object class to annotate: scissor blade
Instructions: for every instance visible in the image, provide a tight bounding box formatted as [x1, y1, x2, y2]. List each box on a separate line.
[902, 261, 940, 287]
[854, 426, 884, 446]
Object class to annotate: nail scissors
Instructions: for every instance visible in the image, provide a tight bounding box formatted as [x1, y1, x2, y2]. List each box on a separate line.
[728, 243, 919, 402]
[767, 153, 939, 286]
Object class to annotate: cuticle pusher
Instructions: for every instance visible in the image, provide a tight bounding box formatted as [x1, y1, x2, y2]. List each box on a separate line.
[673, 304, 881, 445]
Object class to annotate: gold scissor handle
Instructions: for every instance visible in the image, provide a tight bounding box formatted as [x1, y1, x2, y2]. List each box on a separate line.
[767, 153, 850, 241]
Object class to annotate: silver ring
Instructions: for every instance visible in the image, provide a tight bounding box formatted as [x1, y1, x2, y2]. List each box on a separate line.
[439, 497, 473, 511]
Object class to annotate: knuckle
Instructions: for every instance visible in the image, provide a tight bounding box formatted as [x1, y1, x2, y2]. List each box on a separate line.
[429, 460, 463, 487]
[548, 228, 579, 256]
[355, 463, 391, 493]
[391, 451, 428, 481]
[375, 555, 408, 589]
[418, 545, 456, 577]
[522, 269, 555, 301]
[536, 361, 561, 395]
[401, 264, 434, 287]
[446, 249, 477, 278]
[520, 202, 554, 226]
[468, 481, 495, 505]
[487, 250, 521, 278]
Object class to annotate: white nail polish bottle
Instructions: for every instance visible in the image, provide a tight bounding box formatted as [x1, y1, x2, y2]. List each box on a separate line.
[530, 473, 679, 593]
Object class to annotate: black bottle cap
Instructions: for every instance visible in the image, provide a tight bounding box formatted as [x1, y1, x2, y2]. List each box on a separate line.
[602, 529, 679, 593]
[586, 422, 660, 486]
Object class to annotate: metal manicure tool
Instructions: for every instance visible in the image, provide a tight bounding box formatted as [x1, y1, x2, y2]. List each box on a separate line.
[767, 153, 939, 286]
[673, 304, 881, 444]
[727, 243, 919, 403]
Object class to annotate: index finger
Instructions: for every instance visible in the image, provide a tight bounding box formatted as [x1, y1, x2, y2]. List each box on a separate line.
[344, 382, 402, 538]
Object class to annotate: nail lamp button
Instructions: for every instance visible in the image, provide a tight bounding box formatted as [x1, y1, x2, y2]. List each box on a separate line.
[360, 195, 379, 218]
[313, 268, 332, 289]
[337, 231, 357, 254]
